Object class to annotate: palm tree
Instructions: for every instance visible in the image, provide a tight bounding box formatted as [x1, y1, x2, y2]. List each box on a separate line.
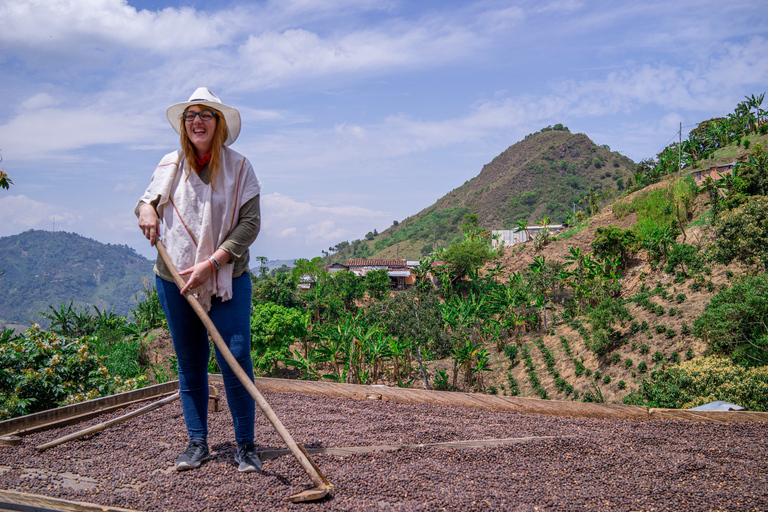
[745, 93, 765, 127]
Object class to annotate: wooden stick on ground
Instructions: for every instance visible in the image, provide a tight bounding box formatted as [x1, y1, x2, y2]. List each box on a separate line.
[35, 393, 180, 453]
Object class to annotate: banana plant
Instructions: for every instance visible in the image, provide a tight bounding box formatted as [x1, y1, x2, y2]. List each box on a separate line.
[363, 332, 393, 384]
[284, 347, 320, 381]
[388, 336, 413, 383]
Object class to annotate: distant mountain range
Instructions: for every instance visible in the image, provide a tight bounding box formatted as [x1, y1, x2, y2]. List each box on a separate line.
[0, 230, 155, 330]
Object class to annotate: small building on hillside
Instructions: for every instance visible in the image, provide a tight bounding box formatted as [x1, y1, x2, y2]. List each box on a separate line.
[492, 224, 563, 249]
[345, 258, 415, 289]
[690, 162, 736, 187]
[324, 262, 348, 273]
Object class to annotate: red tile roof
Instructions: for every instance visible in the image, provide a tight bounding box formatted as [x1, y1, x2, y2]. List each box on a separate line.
[346, 259, 407, 267]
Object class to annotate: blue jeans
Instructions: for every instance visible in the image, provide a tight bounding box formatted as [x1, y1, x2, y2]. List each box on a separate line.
[156, 274, 255, 444]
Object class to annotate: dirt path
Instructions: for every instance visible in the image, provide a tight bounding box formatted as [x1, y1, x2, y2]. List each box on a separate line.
[2, 386, 767, 511]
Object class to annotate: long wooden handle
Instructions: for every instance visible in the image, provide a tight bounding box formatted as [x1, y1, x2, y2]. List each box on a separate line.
[155, 240, 327, 490]
[35, 393, 180, 452]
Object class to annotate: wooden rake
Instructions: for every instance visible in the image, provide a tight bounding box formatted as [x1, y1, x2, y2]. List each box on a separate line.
[156, 240, 332, 503]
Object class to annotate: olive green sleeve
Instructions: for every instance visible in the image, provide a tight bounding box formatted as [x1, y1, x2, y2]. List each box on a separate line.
[219, 194, 261, 260]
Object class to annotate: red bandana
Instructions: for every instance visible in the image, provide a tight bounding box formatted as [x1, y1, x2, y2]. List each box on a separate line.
[193, 153, 212, 172]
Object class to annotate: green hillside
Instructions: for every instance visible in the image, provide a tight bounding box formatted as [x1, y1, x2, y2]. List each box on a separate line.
[0, 230, 155, 329]
[327, 127, 637, 262]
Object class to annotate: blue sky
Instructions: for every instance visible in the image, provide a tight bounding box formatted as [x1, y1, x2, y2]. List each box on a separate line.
[1, 0, 766, 263]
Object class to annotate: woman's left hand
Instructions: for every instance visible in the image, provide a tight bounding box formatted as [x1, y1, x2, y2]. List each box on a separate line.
[178, 260, 213, 295]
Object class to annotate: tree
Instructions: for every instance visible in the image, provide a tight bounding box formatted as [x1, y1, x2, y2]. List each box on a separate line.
[328, 270, 365, 311]
[250, 302, 309, 375]
[591, 226, 636, 269]
[364, 269, 390, 300]
[693, 274, 768, 367]
[709, 196, 768, 271]
[439, 234, 499, 284]
[255, 256, 269, 280]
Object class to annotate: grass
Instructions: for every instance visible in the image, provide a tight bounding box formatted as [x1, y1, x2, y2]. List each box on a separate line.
[92, 328, 146, 379]
[556, 220, 591, 240]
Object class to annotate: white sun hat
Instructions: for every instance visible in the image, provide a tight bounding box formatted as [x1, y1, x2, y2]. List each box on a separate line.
[166, 87, 241, 146]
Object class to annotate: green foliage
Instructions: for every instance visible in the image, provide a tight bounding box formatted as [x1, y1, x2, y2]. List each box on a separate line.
[252, 273, 302, 309]
[631, 356, 768, 411]
[503, 344, 519, 365]
[0, 230, 155, 328]
[438, 231, 500, 284]
[365, 289, 449, 358]
[250, 302, 309, 375]
[433, 369, 451, 391]
[709, 196, 768, 271]
[0, 170, 12, 190]
[665, 244, 701, 276]
[585, 298, 631, 355]
[693, 274, 768, 366]
[591, 226, 636, 269]
[129, 282, 166, 332]
[364, 269, 391, 301]
[0, 326, 146, 420]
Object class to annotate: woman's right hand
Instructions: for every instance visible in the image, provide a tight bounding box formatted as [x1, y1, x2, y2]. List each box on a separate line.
[138, 203, 160, 246]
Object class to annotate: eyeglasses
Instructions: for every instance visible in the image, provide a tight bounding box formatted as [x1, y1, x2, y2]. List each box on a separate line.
[182, 110, 218, 122]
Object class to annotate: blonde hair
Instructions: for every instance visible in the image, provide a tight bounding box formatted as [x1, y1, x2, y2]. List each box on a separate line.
[178, 106, 229, 186]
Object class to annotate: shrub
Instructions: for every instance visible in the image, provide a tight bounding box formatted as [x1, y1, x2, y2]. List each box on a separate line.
[693, 274, 768, 366]
[635, 356, 768, 411]
[603, 375, 611, 384]
[0, 327, 145, 420]
[617, 380, 626, 389]
[652, 351, 665, 362]
[610, 353, 621, 364]
[506, 373, 520, 396]
[640, 344, 650, 355]
[591, 226, 637, 268]
[676, 293, 687, 304]
[504, 345, 519, 364]
[665, 328, 676, 339]
[433, 369, 451, 391]
[251, 302, 310, 375]
[655, 324, 667, 334]
[624, 358, 633, 369]
[638, 361, 648, 373]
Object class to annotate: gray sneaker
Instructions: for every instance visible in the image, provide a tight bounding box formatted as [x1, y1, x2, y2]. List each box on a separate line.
[235, 442, 262, 473]
[176, 440, 209, 471]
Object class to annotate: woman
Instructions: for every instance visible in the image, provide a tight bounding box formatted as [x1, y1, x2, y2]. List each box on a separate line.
[136, 87, 262, 472]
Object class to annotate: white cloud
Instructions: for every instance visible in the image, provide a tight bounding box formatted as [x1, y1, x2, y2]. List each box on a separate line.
[0, 195, 84, 234]
[260, 192, 388, 253]
[0, 0, 243, 57]
[20, 93, 59, 110]
[113, 182, 139, 194]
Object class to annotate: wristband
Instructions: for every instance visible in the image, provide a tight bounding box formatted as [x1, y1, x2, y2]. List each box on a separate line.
[208, 256, 221, 270]
[207, 259, 215, 273]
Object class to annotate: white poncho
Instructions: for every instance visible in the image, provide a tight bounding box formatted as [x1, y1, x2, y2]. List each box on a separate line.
[139, 146, 262, 311]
